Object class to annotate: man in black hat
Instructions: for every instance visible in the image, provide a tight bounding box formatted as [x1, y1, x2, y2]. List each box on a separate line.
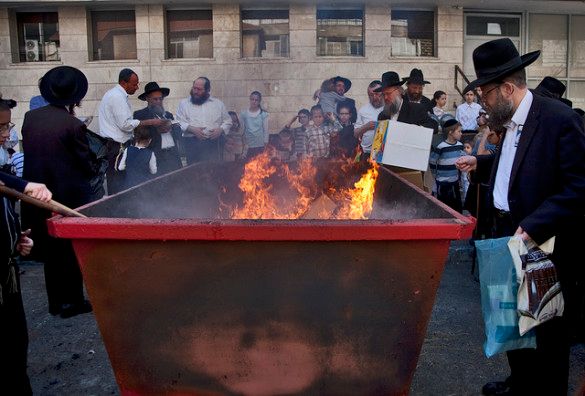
[134, 82, 182, 175]
[375, 71, 437, 131]
[533, 76, 566, 99]
[456, 38, 585, 396]
[21, 66, 100, 318]
[404, 68, 433, 112]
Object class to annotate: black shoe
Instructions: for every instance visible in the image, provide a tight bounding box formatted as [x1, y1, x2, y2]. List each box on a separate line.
[59, 300, 93, 319]
[482, 378, 513, 395]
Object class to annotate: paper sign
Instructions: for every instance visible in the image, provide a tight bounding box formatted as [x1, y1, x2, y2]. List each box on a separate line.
[370, 120, 433, 171]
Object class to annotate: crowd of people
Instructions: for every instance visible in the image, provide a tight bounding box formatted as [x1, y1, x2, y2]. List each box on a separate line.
[0, 36, 584, 394]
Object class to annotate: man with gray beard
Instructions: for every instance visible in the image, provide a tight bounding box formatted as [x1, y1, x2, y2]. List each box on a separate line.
[134, 82, 182, 175]
[375, 71, 437, 132]
[176, 77, 232, 164]
[456, 38, 585, 396]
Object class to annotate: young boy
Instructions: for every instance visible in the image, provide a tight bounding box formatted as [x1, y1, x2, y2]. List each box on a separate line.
[281, 108, 311, 160]
[305, 105, 342, 158]
[429, 118, 465, 212]
[117, 125, 157, 190]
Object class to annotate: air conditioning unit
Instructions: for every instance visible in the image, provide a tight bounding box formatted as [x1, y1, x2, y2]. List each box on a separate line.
[25, 39, 39, 61]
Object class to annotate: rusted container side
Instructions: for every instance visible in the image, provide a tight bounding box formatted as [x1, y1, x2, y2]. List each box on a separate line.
[48, 164, 474, 395]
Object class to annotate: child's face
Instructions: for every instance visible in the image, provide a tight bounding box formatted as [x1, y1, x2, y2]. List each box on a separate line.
[450, 126, 462, 141]
[465, 92, 475, 104]
[311, 110, 324, 127]
[298, 112, 310, 127]
[338, 108, 351, 125]
[437, 94, 447, 108]
[463, 142, 472, 154]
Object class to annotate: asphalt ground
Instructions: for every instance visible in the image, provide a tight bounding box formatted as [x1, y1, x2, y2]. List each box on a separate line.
[19, 241, 585, 395]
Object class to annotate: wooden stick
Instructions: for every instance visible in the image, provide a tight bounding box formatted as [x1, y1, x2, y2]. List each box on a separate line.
[0, 184, 87, 218]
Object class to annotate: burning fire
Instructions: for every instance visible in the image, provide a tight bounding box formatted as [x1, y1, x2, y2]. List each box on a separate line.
[229, 152, 379, 220]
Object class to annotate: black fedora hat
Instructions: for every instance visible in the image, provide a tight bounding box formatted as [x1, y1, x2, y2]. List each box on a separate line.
[333, 76, 352, 93]
[40, 66, 88, 106]
[138, 81, 170, 101]
[374, 71, 406, 92]
[463, 38, 540, 94]
[533, 76, 566, 99]
[406, 68, 430, 85]
[559, 98, 573, 108]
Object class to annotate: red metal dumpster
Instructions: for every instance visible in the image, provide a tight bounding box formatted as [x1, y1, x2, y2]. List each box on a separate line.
[48, 163, 474, 396]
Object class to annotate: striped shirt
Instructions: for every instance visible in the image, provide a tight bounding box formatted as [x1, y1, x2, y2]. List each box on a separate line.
[11, 152, 24, 178]
[429, 140, 464, 183]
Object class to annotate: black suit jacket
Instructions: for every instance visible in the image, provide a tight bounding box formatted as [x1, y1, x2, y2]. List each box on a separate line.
[133, 106, 182, 153]
[22, 105, 98, 208]
[378, 100, 438, 132]
[478, 93, 585, 324]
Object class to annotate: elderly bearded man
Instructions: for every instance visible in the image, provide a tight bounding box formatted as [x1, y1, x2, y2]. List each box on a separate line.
[176, 77, 232, 164]
[134, 82, 182, 175]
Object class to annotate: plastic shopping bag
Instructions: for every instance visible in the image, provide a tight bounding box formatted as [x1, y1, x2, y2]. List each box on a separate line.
[508, 236, 563, 335]
[476, 237, 536, 357]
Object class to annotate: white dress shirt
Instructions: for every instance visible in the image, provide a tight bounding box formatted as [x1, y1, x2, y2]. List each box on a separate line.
[493, 90, 533, 212]
[98, 84, 140, 143]
[176, 96, 232, 136]
[354, 102, 384, 153]
[456, 101, 482, 131]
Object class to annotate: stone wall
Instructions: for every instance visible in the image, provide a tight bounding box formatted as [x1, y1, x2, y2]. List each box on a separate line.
[0, 3, 464, 139]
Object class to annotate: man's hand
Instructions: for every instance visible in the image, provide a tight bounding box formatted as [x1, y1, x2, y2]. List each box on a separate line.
[455, 155, 477, 172]
[142, 118, 167, 127]
[208, 128, 223, 140]
[24, 182, 52, 202]
[187, 126, 207, 140]
[17, 229, 33, 256]
[156, 120, 172, 133]
[515, 226, 530, 241]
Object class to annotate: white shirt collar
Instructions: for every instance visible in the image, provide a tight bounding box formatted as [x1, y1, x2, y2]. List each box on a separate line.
[506, 90, 533, 130]
[115, 84, 128, 97]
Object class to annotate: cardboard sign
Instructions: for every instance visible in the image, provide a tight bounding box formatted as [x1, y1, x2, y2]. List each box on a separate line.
[370, 120, 433, 171]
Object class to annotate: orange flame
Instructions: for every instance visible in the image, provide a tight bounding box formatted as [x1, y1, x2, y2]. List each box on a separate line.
[229, 153, 379, 220]
[335, 162, 379, 219]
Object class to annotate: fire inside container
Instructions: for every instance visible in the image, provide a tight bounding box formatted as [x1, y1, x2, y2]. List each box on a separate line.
[48, 158, 474, 395]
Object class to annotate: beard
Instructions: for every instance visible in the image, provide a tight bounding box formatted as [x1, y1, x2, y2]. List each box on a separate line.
[486, 91, 514, 130]
[384, 95, 403, 117]
[149, 103, 165, 117]
[190, 92, 210, 105]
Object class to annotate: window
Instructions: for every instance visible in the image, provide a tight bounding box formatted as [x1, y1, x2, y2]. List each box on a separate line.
[570, 15, 585, 78]
[90, 10, 137, 61]
[528, 14, 568, 78]
[16, 12, 60, 62]
[166, 9, 213, 59]
[316, 8, 364, 56]
[241, 8, 289, 58]
[391, 10, 435, 57]
[466, 15, 520, 37]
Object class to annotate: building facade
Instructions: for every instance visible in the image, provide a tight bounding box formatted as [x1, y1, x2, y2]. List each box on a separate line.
[0, 0, 583, 134]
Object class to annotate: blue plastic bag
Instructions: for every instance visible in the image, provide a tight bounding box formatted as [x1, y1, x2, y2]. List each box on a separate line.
[475, 237, 536, 357]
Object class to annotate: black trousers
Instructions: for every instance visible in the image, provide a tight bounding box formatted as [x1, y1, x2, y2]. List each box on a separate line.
[0, 262, 32, 395]
[436, 181, 462, 213]
[183, 137, 222, 165]
[493, 210, 570, 396]
[105, 139, 125, 195]
[155, 146, 182, 175]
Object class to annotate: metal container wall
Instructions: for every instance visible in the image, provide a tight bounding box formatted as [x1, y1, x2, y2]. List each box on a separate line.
[48, 164, 474, 396]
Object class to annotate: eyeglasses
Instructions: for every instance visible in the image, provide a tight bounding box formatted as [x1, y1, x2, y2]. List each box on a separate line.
[480, 84, 501, 100]
[0, 122, 14, 132]
[339, 112, 351, 116]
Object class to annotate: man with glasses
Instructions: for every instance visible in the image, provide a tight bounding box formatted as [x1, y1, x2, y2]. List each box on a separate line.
[456, 38, 585, 396]
[134, 82, 182, 175]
